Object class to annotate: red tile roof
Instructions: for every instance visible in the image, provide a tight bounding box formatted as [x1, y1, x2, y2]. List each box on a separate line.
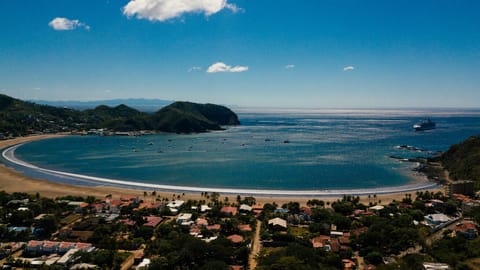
[227, 234, 244, 243]
[118, 219, 136, 226]
[75, 242, 93, 250]
[311, 235, 330, 248]
[43, 241, 59, 248]
[144, 216, 163, 227]
[110, 199, 123, 207]
[59, 242, 76, 249]
[455, 222, 477, 233]
[196, 218, 209, 226]
[221, 206, 238, 216]
[237, 224, 252, 232]
[206, 224, 221, 231]
[27, 240, 43, 247]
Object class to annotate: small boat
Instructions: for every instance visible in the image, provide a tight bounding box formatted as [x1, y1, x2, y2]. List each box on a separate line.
[413, 119, 436, 131]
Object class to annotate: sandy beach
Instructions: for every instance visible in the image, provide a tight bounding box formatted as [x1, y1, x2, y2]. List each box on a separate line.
[0, 134, 443, 206]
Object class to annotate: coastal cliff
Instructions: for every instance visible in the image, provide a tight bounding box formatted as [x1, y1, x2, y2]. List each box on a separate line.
[0, 94, 240, 136]
[436, 135, 480, 182]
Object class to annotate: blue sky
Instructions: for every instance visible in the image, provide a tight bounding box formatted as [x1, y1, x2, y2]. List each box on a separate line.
[1, 0, 479, 108]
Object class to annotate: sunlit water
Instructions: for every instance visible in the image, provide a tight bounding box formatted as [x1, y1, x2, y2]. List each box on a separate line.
[8, 108, 480, 191]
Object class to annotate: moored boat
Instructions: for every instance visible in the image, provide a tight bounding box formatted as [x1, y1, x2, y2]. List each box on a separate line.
[413, 119, 436, 131]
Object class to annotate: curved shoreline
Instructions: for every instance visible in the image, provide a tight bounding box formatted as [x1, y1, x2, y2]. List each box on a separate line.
[2, 141, 440, 197]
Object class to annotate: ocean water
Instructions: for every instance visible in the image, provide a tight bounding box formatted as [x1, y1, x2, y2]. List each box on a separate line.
[9, 108, 480, 191]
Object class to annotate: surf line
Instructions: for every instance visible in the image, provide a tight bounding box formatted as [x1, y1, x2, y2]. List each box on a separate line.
[2, 144, 440, 197]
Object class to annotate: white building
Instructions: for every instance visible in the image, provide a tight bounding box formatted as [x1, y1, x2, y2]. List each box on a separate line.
[176, 213, 193, 225]
[424, 214, 451, 225]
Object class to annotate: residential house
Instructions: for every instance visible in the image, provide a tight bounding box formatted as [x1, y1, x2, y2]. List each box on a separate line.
[423, 262, 450, 270]
[206, 224, 221, 231]
[143, 216, 163, 228]
[227, 234, 244, 244]
[221, 206, 238, 216]
[455, 222, 477, 239]
[424, 214, 451, 226]
[268, 217, 287, 231]
[237, 224, 252, 232]
[200, 205, 212, 212]
[25, 240, 43, 254]
[58, 242, 76, 254]
[167, 200, 185, 213]
[239, 204, 252, 213]
[176, 213, 193, 225]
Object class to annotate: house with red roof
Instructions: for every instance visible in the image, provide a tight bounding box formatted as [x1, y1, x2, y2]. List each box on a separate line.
[237, 224, 252, 232]
[75, 242, 93, 252]
[143, 216, 163, 228]
[206, 224, 221, 231]
[42, 241, 59, 253]
[25, 240, 43, 253]
[455, 222, 478, 239]
[196, 218, 209, 226]
[227, 234, 244, 244]
[221, 206, 238, 216]
[58, 242, 76, 254]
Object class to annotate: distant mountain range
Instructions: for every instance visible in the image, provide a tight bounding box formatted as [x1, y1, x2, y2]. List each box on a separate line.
[29, 98, 173, 112]
[0, 94, 239, 136]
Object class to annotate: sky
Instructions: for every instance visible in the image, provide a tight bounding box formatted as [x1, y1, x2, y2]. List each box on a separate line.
[1, 0, 479, 108]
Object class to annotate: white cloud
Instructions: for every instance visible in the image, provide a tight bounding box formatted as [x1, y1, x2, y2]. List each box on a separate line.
[343, 66, 355, 71]
[188, 66, 202, 72]
[206, 62, 248, 73]
[49, 17, 90, 31]
[285, 64, 295, 69]
[123, 0, 240, 22]
[105, 89, 112, 93]
[225, 3, 243, 13]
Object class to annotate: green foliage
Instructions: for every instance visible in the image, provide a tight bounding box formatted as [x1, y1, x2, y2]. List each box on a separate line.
[354, 214, 421, 256]
[147, 228, 247, 269]
[76, 250, 128, 270]
[0, 94, 239, 135]
[439, 135, 480, 182]
[256, 243, 341, 270]
[365, 251, 383, 265]
[151, 101, 239, 133]
[331, 200, 354, 216]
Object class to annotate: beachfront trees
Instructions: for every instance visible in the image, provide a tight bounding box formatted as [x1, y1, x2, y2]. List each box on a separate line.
[331, 199, 354, 216]
[307, 199, 325, 208]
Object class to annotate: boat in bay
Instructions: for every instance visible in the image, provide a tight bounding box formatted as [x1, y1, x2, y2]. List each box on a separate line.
[413, 119, 436, 131]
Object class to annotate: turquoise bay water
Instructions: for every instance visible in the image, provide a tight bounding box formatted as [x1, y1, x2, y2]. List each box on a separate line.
[12, 109, 480, 190]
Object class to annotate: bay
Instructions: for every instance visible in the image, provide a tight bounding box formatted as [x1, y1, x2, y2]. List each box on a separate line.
[12, 108, 480, 191]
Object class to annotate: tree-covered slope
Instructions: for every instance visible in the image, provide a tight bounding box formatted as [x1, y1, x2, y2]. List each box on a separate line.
[0, 94, 83, 136]
[0, 94, 240, 136]
[151, 101, 240, 133]
[439, 135, 480, 181]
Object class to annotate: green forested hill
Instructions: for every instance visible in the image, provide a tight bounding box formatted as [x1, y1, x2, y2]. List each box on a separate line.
[0, 94, 84, 136]
[439, 135, 480, 182]
[0, 94, 239, 136]
[151, 101, 240, 133]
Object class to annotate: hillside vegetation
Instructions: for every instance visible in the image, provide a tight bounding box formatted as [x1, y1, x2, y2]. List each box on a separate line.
[151, 101, 240, 133]
[0, 94, 239, 136]
[438, 135, 480, 182]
